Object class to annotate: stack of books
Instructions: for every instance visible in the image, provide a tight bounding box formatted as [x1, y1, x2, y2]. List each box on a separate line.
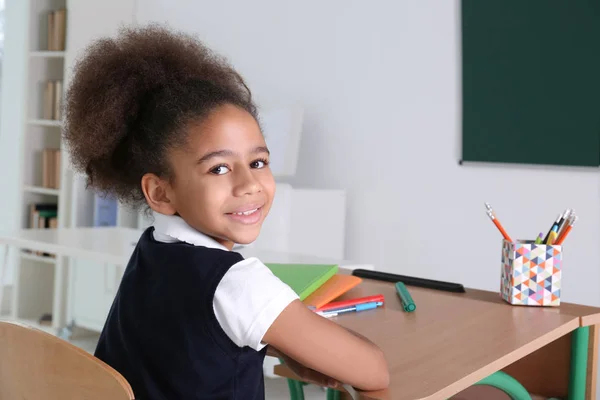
[41, 148, 61, 189]
[47, 9, 67, 51]
[265, 263, 377, 315]
[43, 80, 63, 121]
[26, 203, 58, 258]
[29, 203, 58, 230]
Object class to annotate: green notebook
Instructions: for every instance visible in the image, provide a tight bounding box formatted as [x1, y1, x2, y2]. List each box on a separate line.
[265, 263, 338, 300]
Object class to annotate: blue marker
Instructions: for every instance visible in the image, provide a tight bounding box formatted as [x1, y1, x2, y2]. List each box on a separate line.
[317, 301, 383, 317]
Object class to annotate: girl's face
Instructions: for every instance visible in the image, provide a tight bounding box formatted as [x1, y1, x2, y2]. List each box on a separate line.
[150, 104, 275, 249]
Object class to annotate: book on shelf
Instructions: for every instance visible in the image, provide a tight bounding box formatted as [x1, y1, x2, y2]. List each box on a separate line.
[30, 203, 58, 230]
[93, 194, 118, 227]
[47, 9, 67, 51]
[41, 148, 61, 189]
[43, 80, 63, 120]
[27, 203, 58, 257]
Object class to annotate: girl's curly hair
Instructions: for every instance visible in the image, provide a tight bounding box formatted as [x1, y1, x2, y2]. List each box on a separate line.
[63, 24, 258, 207]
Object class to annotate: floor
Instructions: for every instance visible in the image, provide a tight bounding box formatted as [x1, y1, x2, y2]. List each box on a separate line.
[265, 378, 327, 400]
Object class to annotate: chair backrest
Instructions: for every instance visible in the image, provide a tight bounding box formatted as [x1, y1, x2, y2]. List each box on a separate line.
[0, 321, 134, 400]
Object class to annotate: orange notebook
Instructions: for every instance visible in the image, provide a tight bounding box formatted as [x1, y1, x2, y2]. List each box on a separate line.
[303, 274, 362, 309]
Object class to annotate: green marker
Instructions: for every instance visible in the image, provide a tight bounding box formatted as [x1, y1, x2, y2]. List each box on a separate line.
[395, 282, 416, 312]
[534, 232, 543, 244]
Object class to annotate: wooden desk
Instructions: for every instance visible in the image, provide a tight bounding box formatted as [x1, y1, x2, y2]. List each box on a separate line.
[275, 279, 600, 400]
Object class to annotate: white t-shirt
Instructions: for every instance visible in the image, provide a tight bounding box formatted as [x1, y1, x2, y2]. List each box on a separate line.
[152, 212, 298, 351]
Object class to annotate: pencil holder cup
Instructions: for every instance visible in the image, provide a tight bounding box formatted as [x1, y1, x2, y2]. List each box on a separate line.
[500, 239, 562, 306]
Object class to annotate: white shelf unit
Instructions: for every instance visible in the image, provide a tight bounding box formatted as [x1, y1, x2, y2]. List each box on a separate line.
[30, 50, 66, 58]
[28, 119, 62, 127]
[23, 185, 60, 196]
[11, 0, 69, 335]
[20, 251, 57, 265]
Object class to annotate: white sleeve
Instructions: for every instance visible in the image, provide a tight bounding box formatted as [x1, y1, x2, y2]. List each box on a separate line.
[213, 257, 299, 351]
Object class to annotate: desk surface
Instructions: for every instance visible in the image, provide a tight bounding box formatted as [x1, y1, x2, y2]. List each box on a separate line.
[0, 227, 371, 270]
[321, 279, 600, 400]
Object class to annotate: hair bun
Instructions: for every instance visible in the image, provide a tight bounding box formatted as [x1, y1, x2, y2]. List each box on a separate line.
[62, 23, 256, 205]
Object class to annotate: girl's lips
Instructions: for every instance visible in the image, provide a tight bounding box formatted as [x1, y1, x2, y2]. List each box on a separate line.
[226, 206, 263, 225]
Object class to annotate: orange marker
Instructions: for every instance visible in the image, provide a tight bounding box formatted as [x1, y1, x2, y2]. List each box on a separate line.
[485, 205, 513, 242]
[555, 215, 577, 245]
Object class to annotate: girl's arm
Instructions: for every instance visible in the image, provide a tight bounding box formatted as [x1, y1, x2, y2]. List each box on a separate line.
[263, 299, 390, 391]
[269, 348, 342, 389]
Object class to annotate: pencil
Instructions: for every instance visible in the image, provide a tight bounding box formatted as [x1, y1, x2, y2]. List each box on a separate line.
[557, 211, 574, 238]
[555, 209, 572, 235]
[555, 215, 577, 245]
[486, 209, 513, 242]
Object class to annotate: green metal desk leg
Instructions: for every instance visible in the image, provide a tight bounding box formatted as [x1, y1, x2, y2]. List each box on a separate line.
[285, 378, 305, 400]
[569, 326, 590, 400]
[474, 371, 532, 400]
[278, 357, 305, 400]
[326, 388, 341, 400]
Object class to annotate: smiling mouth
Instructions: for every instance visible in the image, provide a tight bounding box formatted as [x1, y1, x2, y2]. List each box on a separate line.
[230, 208, 260, 216]
[225, 206, 264, 225]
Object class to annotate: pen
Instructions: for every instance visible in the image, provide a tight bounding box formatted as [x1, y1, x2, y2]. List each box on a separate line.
[556, 209, 572, 234]
[485, 204, 513, 242]
[317, 312, 338, 318]
[316, 294, 385, 312]
[396, 282, 416, 312]
[317, 301, 383, 317]
[543, 209, 570, 243]
[555, 215, 577, 245]
[534, 232, 543, 244]
[542, 214, 561, 243]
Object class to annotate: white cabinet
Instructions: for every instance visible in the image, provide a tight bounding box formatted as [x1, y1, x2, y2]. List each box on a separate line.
[67, 259, 123, 332]
[251, 183, 346, 260]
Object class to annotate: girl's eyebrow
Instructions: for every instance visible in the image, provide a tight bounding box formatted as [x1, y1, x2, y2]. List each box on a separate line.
[253, 146, 270, 156]
[197, 146, 270, 164]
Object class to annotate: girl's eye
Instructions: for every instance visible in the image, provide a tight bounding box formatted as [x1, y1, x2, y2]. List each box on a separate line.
[210, 165, 230, 175]
[251, 159, 269, 169]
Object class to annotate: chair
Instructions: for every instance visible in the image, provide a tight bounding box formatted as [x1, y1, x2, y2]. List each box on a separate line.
[0, 321, 134, 400]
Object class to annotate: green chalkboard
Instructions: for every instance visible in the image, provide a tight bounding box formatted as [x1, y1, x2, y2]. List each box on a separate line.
[461, 1, 600, 167]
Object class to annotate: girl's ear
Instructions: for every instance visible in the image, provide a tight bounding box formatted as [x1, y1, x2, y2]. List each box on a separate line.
[141, 173, 177, 215]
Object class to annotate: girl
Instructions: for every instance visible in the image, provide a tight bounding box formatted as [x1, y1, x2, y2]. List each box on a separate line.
[63, 24, 389, 399]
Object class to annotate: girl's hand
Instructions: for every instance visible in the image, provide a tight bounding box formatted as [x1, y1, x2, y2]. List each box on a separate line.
[278, 351, 342, 389]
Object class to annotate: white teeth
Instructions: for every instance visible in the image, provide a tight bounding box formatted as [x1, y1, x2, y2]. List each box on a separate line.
[234, 208, 258, 216]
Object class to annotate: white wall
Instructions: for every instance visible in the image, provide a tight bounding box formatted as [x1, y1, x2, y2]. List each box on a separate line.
[64, 0, 135, 80]
[136, 0, 600, 306]
[0, 0, 30, 287]
[64, 0, 135, 230]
